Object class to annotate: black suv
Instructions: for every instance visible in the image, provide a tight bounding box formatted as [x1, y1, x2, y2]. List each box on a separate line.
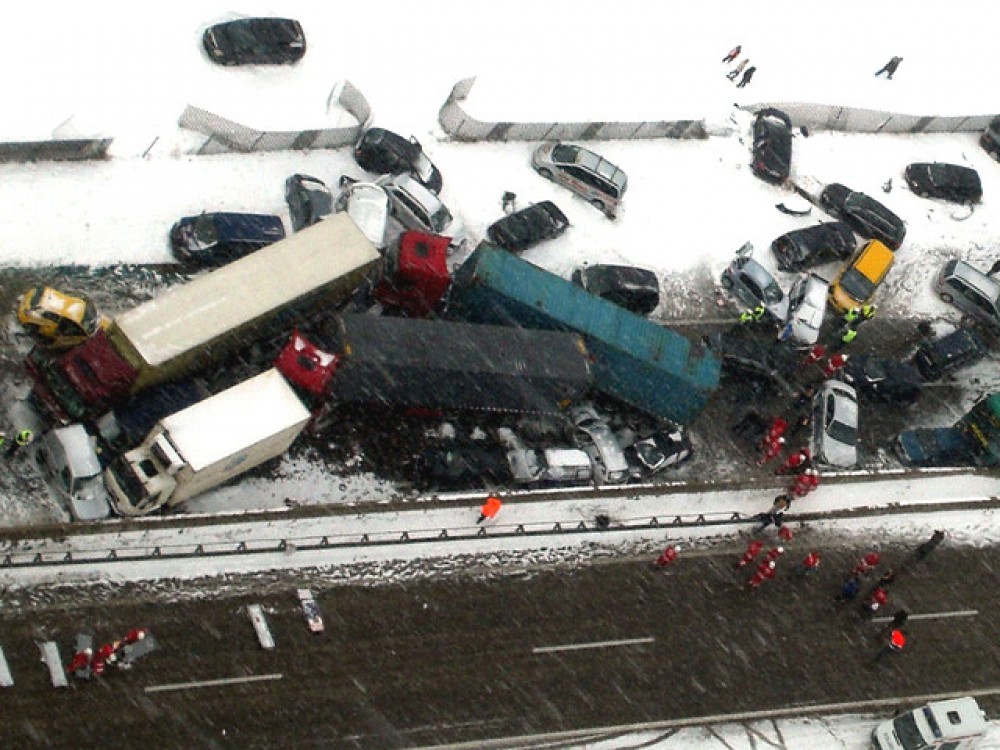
[981, 115, 1000, 161]
[819, 183, 906, 250]
[202, 18, 306, 66]
[840, 355, 923, 404]
[770, 221, 857, 272]
[904, 162, 982, 204]
[912, 327, 988, 381]
[354, 128, 443, 194]
[487, 201, 569, 253]
[751, 108, 793, 184]
[571, 264, 661, 316]
[285, 174, 333, 231]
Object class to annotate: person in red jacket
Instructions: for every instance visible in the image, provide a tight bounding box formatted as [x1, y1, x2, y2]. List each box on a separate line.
[791, 468, 820, 497]
[861, 586, 889, 618]
[801, 344, 826, 368]
[653, 544, 681, 568]
[735, 539, 765, 569]
[756, 436, 785, 466]
[795, 551, 822, 576]
[747, 559, 777, 589]
[123, 628, 147, 645]
[777, 447, 811, 475]
[764, 416, 789, 443]
[92, 642, 119, 677]
[821, 353, 850, 377]
[66, 647, 93, 678]
[852, 551, 881, 577]
[764, 546, 785, 564]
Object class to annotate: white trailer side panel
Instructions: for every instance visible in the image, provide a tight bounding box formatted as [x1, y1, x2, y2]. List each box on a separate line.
[114, 213, 380, 369]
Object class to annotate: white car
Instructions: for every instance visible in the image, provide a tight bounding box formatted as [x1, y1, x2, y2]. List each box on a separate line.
[568, 404, 630, 485]
[297, 588, 324, 633]
[811, 379, 859, 467]
[779, 273, 829, 345]
[377, 173, 465, 245]
[335, 180, 390, 250]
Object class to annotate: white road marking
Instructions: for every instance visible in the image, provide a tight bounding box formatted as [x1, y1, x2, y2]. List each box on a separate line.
[872, 609, 978, 624]
[532, 636, 655, 654]
[145, 673, 283, 694]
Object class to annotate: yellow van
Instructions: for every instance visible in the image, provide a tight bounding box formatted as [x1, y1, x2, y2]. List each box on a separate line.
[16, 287, 108, 348]
[829, 239, 895, 312]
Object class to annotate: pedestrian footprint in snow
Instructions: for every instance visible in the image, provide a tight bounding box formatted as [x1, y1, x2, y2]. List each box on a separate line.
[722, 44, 742, 64]
[875, 56, 903, 79]
[736, 65, 757, 88]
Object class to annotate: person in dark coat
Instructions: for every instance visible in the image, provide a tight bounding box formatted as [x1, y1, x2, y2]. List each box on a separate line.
[875, 56, 903, 79]
[736, 65, 757, 88]
[915, 530, 945, 560]
[837, 574, 862, 602]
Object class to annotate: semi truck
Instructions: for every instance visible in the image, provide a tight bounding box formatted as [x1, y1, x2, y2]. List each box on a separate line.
[274, 313, 593, 427]
[104, 369, 311, 516]
[446, 243, 721, 425]
[896, 392, 1000, 468]
[28, 213, 382, 424]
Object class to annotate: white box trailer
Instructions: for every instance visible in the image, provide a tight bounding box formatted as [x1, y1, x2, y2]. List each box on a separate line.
[104, 369, 310, 516]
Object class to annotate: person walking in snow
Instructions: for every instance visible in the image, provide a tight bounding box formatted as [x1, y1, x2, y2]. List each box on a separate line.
[747, 559, 777, 589]
[763, 416, 789, 443]
[776, 447, 811, 476]
[727, 58, 749, 81]
[752, 495, 790, 534]
[66, 647, 93, 679]
[852, 551, 881, 577]
[820, 353, 849, 378]
[794, 551, 822, 576]
[763, 546, 785, 565]
[736, 539, 765, 570]
[871, 629, 906, 665]
[5, 428, 34, 458]
[861, 586, 889, 619]
[722, 44, 742, 64]
[875, 56, 903, 79]
[736, 65, 757, 88]
[791, 384, 817, 413]
[790, 468, 820, 498]
[837, 574, 862, 602]
[476, 495, 503, 524]
[756, 435, 786, 467]
[653, 544, 681, 568]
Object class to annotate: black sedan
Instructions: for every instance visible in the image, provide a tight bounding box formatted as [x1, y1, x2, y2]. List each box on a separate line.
[770, 221, 857, 272]
[571, 264, 660, 316]
[202, 18, 306, 66]
[840, 355, 922, 404]
[487, 201, 569, 254]
[354, 128, 443, 194]
[904, 162, 982, 204]
[751, 108, 793, 184]
[819, 183, 906, 250]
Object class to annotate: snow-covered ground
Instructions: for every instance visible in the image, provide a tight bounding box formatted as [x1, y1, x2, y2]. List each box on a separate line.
[2, 2, 1000, 746]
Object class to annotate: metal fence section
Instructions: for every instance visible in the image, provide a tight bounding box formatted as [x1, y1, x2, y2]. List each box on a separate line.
[0, 139, 112, 163]
[180, 79, 372, 155]
[750, 101, 998, 134]
[438, 77, 708, 142]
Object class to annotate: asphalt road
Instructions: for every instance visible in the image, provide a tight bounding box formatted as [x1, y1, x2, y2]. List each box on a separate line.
[2, 539, 998, 749]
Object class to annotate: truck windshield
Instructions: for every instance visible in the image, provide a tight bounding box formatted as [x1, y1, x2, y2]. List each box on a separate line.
[892, 714, 930, 750]
[107, 457, 149, 509]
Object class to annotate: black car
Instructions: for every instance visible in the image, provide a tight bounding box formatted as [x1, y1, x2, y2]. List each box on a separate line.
[487, 201, 569, 253]
[840, 355, 923, 404]
[354, 127, 443, 194]
[751, 108, 793, 184]
[285, 174, 333, 231]
[413, 445, 512, 490]
[202, 18, 306, 66]
[169, 212, 286, 267]
[980, 115, 1000, 160]
[571, 264, 660, 316]
[819, 183, 906, 250]
[912, 327, 988, 381]
[770, 221, 857, 272]
[904, 162, 982, 204]
[625, 426, 693, 476]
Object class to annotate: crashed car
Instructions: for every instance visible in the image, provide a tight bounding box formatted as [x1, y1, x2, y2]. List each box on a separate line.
[811, 379, 859, 468]
[202, 17, 306, 66]
[779, 273, 828, 346]
[904, 162, 982, 204]
[720, 249, 789, 323]
[354, 127, 443, 194]
[334, 180, 390, 250]
[17, 287, 107, 348]
[819, 183, 906, 250]
[840, 355, 923, 404]
[571, 264, 660, 316]
[895, 427, 973, 467]
[770, 221, 857, 272]
[285, 174, 332, 231]
[751, 108, 793, 184]
[532, 142, 627, 218]
[487, 200, 568, 253]
[625, 426, 693, 477]
[935, 259, 1000, 330]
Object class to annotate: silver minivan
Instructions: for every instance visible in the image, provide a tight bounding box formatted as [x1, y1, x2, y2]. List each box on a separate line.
[532, 142, 627, 218]
[935, 259, 1000, 329]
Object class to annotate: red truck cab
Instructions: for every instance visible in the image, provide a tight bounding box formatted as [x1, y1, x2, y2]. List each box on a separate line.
[373, 231, 451, 317]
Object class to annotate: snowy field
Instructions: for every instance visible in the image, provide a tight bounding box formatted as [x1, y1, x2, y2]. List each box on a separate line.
[2, 1, 1000, 747]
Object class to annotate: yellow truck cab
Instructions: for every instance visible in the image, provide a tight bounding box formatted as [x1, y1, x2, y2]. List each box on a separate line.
[16, 287, 107, 348]
[871, 697, 987, 750]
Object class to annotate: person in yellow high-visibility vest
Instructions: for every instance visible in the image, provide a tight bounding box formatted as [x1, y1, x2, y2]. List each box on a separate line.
[5, 428, 33, 458]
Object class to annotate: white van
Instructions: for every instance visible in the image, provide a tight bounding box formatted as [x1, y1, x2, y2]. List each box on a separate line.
[871, 697, 987, 750]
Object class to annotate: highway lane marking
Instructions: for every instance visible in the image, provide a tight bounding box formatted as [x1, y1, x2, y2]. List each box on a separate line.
[145, 673, 283, 693]
[532, 636, 655, 654]
[872, 609, 978, 623]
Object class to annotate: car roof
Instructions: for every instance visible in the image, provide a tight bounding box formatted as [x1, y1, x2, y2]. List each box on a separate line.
[384, 173, 444, 210]
[853, 240, 894, 280]
[554, 143, 627, 189]
[947, 259, 1000, 303]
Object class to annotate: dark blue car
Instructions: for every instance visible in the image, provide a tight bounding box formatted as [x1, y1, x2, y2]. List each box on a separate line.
[895, 427, 973, 467]
[169, 212, 286, 267]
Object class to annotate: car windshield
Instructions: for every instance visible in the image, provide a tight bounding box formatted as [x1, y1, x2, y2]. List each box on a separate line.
[828, 419, 857, 447]
[839, 268, 875, 303]
[892, 713, 930, 750]
[193, 215, 218, 244]
[761, 278, 784, 304]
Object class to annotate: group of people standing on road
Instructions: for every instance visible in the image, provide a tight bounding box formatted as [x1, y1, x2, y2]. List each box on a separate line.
[721, 45, 756, 88]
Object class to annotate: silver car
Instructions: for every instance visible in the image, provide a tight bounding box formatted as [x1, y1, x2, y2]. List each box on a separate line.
[779, 273, 829, 346]
[568, 404, 630, 485]
[334, 181, 390, 250]
[377, 173, 464, 242]
[811, 379, 858, 467]
[532, 142, 627, 218]
[720, 246, 789, 322]
[935, 259, 1000, 329]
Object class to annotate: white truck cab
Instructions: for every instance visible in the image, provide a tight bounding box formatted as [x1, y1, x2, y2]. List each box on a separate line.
[871, 697, 987, 750]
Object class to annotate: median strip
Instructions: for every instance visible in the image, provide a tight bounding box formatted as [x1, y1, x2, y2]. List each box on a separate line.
[145, 672, 283, 693]
[532, 637, 655, 654]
